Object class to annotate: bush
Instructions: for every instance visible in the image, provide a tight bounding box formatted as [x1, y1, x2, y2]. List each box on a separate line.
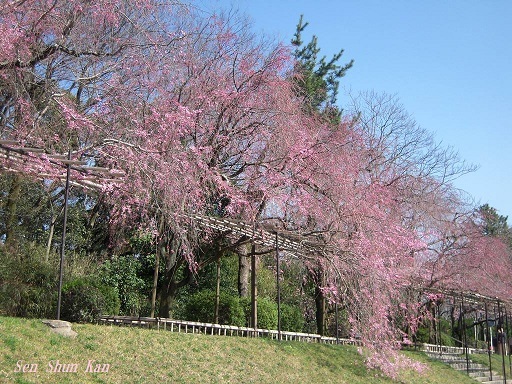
[414, 326, 430, 343]
[240, 297, 278, 330]
[240, 298, 305, 332]
[280, 303, 304, 332]
[440, 331, 455, 347]
[182, 290, 245, 326]
[61, 277, 120, 323]
[100, 255, 149, 316]
[414, 325, 455, 346]
[0, 255, 57, 318]
[242, 300, 304, 332]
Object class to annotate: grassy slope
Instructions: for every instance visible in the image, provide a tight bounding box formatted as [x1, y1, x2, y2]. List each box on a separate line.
[471, 352, 511, 377]
[0, 316, 477, 384]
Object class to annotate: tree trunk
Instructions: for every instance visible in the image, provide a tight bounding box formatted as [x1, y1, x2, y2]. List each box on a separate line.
[450, 304, 456, 344]
[250, 244, 257, 330]
[315, 283, 326, 336]
[159, 254, 182, 319]
[214, 256, 221, 324]
[151, 217, 166, 317]
[238, 242, 250, 297]
[311, 266, 327, 336]
[150, 244, 160, 318]
[4, 174, 21, 251]
[159, 264, 192, 318]
[45, 211, 60, 262]
[159, 275, 178, 318]
[158, 234, 177, 318]
[158, 238, 193, 318]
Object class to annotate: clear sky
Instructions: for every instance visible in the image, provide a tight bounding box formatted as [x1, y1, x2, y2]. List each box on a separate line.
[195, 0, 512, 220]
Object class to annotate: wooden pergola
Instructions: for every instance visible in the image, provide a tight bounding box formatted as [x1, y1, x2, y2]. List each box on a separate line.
[0, 139, 334, 339]
[0, 139, 124, 320]
[3, 139, 509, 360]
[178, 212, 339, 339]
[0, 139, 125, 190]
[423, 286, 512, 381]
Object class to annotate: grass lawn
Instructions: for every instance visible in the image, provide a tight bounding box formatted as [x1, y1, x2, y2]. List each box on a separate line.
[470, 351, 512, 378]
[0, 316, 478, 383]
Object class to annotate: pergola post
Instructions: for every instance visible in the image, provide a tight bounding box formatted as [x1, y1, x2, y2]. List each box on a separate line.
[498, 301, 507, 383]
[485, 301, 493, 381]
[275, 232, 281, 341]
[461, 298, 470, 374]
[506, 308, 511, 376]
[435, 302, 440, 346]
[251, 243, 257, 334]
[335, 276, 339, 344]
[214, 254, 221, 324]
[56, 150, 71, 320]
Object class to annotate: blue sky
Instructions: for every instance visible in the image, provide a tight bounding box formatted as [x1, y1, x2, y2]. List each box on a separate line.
[196, 0, 512, 220]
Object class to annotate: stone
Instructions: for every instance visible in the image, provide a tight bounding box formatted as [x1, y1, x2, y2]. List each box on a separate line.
[42, 320, 78, 338]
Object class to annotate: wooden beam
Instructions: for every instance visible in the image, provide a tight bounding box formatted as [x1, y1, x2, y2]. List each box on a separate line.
[0, 140, 19, 145]
[80, 166, 111, 172]
[58, 159, 88, 165]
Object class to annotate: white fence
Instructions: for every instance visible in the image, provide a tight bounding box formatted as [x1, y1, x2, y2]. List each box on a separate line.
[422, 342, 488, 355]
[98, 315, 362, 345]
[98, 316, 499, 355]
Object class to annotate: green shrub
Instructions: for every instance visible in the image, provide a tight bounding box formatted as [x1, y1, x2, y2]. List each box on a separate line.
[440, 331, 455, 347]
[0, 256, 57, 318]
[414, 325, 456, 346]
[61, 277, 120, 323]
[280, 303, 304, 332]
[255, 298, 278, 330]
[240, 298, 305, 332]
[182, 290, 245, 326]
[100, 255, 149, 315]
[240, 297, 278, 330]
[414, 326, 430, 343]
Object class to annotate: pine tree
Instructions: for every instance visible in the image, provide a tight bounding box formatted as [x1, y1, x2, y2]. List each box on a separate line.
[291, 15, 353, 124]
[478, 204, 509, 237]
[291, 15, 353, 335]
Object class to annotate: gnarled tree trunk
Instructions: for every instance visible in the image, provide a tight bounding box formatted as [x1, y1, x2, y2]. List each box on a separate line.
[237, 242, 251, 298]
[4, 174, 22, 252]
[158, 235, 192, 318]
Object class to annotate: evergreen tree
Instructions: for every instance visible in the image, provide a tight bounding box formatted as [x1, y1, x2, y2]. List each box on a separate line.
[478, 204, 509, 238]
[291, 15, 353, 335]
[291, 15, 353, 123]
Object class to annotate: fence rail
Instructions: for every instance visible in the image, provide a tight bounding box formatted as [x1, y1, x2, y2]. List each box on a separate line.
[421, 342, 488, 355]
[98, 315, 362, 345]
